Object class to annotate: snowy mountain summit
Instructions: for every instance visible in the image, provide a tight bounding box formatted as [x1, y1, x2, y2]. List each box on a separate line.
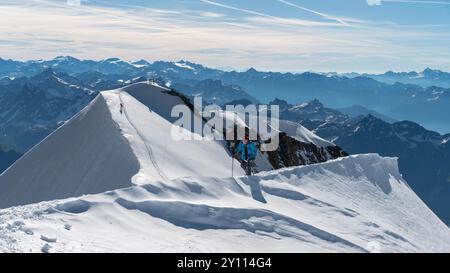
[0, 82, 449, 253]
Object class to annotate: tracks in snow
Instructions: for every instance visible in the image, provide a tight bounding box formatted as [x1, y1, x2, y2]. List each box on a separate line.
[118, 91, 169, 181]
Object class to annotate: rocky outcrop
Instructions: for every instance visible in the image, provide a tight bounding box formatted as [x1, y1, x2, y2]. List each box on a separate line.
[265, 132, 348, 169]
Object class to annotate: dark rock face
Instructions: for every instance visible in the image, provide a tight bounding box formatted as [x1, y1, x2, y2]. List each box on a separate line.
[266, 132, 348, 169]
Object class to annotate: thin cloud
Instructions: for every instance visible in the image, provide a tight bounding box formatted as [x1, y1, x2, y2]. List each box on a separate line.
[200, 0, 280, 18]
[245, 16, 346, 28]
[199, 0, 344, 27]
[278, 0, 348, 25]
[200, 11, 225, 18]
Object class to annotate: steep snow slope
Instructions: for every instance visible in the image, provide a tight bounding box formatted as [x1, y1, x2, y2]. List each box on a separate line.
[0, 154, 449, 253]
[0, 82, 243, 209]
[0, 94, 139, 208]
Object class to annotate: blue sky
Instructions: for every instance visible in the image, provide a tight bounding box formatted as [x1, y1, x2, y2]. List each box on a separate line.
[0, 0, 449, 73]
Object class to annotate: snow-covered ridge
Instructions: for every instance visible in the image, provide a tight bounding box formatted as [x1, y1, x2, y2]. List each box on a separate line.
[0, 82, 243, 209]
[278, 120, 334, 147]
[1, 154, 449, 252]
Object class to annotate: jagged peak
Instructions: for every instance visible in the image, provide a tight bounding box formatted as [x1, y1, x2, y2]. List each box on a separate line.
[269, 98, 289, 106]
[198, 78, 222, 85]
[130, 59, 150, 65]
[293, 99, 324, 110]
[360, 114, 383, 123]
[421, 67, 444, 77]
[308, 98, 324, 107]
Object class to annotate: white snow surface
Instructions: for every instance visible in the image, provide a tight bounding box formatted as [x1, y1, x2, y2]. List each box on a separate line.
[278, 120, 334, 147]
[174, 62, 195, 71]
[0, 154, 449, 253]
[0, 82, 449, 253]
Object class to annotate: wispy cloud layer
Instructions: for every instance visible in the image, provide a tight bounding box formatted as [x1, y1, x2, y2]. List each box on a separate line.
[0, 0, 448, 73]
[278, 0, 348, 25]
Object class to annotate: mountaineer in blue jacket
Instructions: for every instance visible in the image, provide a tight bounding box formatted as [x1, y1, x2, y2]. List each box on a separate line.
[234, 135, 257, 175]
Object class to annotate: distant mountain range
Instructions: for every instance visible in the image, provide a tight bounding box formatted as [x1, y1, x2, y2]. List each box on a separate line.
[171, 79, 258, 106]
[340, 68, 450, 89]
[1, 56, 449, 133]
[270, 98, 450, 225]
[218, 70, 450, 134]
[0, 57, 222, 82]
[0, 69, 93, 152]
[271, 98, 352, 125]
[338, 105, 397, 124]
